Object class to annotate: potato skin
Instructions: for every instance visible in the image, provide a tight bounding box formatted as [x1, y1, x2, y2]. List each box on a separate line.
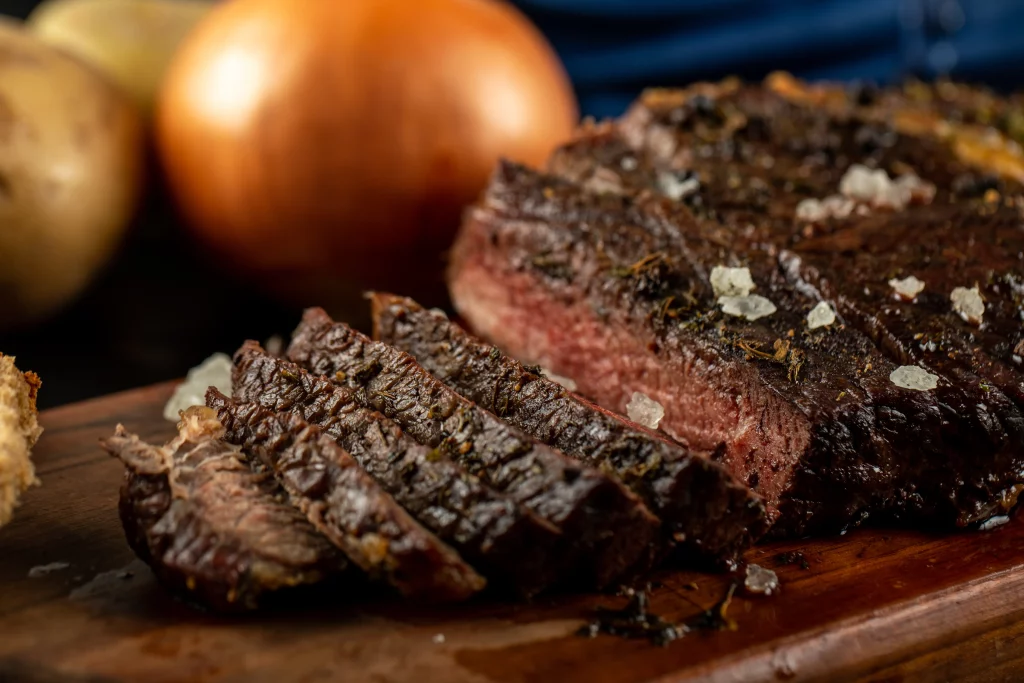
[27, 0, 214, 116]
[0, 17, 145, 330]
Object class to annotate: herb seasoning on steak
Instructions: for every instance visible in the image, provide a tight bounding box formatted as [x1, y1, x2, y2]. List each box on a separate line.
[287, 308, 661, 589]
[370, 292, 768, 565]
[206, 391, 485, 602]
[223, 342, 566, 598]
[101, 407, 348, 612]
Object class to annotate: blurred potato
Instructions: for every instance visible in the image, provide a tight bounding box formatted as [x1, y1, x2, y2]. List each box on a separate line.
[0, 16, 145, 330]
[27, 0, 214, 116]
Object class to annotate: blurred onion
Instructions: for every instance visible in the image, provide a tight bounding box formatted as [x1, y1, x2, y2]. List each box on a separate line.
[156, 0, 578, 313]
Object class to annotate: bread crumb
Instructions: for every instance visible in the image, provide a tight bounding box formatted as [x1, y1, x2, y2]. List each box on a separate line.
[0, 354, 42, 528]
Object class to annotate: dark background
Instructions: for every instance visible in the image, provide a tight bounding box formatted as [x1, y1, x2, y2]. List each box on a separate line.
[3, 0, 1021, 409]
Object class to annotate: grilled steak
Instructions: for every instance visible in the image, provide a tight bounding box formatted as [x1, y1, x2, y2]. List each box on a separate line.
[287, 308, 661, 589]
[206, 390, 485, 602]
[551, 86, 1024, 415]
[448, 159, 1024, 536]
[371, 292, 768, 564]
[225, 342, 565, 598]
[101, 407, 347, 612]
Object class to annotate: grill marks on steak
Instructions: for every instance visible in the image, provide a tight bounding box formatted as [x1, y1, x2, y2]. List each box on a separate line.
[287, 308, 661, 589]
[370, 292, 768, 563]
[226, 342, 565, 598]
[449, 160, 1024, 534]
[101, 407, 347, 612]
[205, 390, 485, 602]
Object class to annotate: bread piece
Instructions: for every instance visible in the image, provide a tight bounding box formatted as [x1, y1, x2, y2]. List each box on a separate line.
[0, 354, 42, 527]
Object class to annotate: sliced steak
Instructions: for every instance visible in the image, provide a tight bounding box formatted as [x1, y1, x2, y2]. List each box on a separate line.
[205, 390, 485, 602]
[447, 160, 1024, 536]
[370, 292, 768, 565]
[101, 407, 347, 612]
[226, 342, 565, 598]
[287, 308, 661, 589]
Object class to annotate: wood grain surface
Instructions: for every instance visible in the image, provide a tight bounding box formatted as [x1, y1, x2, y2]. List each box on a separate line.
[1, 383, 1022, 683]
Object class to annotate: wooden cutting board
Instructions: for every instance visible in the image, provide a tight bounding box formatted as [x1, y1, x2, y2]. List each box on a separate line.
[2, 383, 1023, 683]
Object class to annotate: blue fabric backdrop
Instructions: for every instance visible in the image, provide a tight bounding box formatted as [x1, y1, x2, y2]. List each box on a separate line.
[511, 0, 1024, 118]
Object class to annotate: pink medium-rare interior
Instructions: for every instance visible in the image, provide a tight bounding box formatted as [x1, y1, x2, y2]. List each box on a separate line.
[448, 224, 811, 524]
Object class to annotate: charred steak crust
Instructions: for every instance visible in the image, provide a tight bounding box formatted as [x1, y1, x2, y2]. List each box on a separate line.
[592, 80, 1024, 411]
[101, 408, 347, 612]
[206, 390, 485, 602]
[448, 160, 1024, 537]
[370, 292, 769, 564]
[287, 308, 662, 589]
[553, 82, 1024, 520]
[226, 342, 566, 598]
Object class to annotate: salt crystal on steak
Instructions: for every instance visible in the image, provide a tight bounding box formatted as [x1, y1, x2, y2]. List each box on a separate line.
[163, 353, 233, 422]
[838, 164, 934, 210]
[979, 515, 1010, 531]
[719, 294, 777, 321]
[710, 265, 756, 298]
[951, 286, 985, 325]
[840, 164, 893, 203]
[795, 198, 826, 222]
[889, 275, 926, 301]
[795, 195, 856, 223]
[541, 368, 578, 392]
[656, 170, 700, 201]
[806, 301, 836, 329]
[744, 564, 779, 596]
[584, 167, 624, 195]
[890, 365, 940, 391]
[626, 391, 665, 430]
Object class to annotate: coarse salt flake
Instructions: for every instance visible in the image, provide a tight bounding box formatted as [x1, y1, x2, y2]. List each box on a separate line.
[541, 368, 578, 392]
[838, 164, 934, 211]
[950, 286, 985, 325]
[839, 165, 893, 203]
[719, 294, 777, 321]
[806, 301, 836, 330]
[889, 275, 926, 301]
[710, 265, 755, 298]
[163, 353, 233, 422]
[28, 562, 70, 578]
[657, 171, 700, 201]
[626, 392, 665, 430]
[795, 195, 856, 223]
[979, 515, 1010, 531]
[584, 167, 624, 195]
[890, 365, 940, 391]
[744, 564, 779, 596]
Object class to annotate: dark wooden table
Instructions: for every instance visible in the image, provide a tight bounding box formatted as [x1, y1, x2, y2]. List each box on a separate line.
[1, 382, 1023, 683]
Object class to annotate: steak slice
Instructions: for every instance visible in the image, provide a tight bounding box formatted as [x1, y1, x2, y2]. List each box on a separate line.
[101, 407, 347, 612]
[205, 390, 485, 602]
[370, 292, 768, 564]
[226, 342, 565, 598]
[448, 160, 1024, 536]
[287, 308, 661, 589]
